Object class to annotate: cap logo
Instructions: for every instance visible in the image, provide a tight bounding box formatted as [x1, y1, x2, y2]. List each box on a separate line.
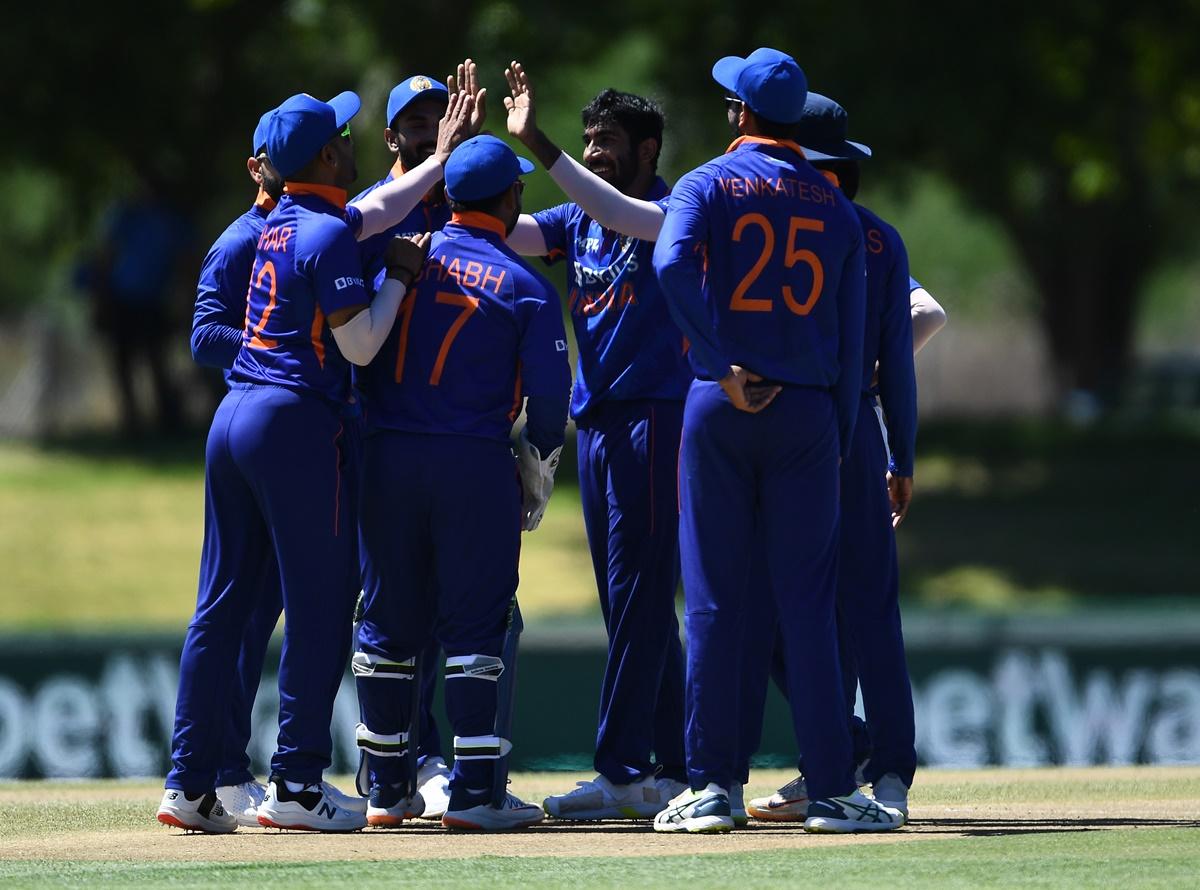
[410, 77, 433, 92]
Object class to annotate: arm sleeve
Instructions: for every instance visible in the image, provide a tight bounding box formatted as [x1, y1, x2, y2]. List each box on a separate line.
[310, 223, 370, 316]
[546, 152, 666, 241]
[833, 230, 867, 462]
[909, 283, 948, 354]
[330, 277, 407, 366]
[877, 237, 917, 476]
[652, 171, 731, 382]
[527, 203, 570, 262]
[514, 276, 573, 401]
[190, 239, 250, 369]
[523, 391, 570, 454]
[349, 157, 443, 241]
[507, 214, 550, 257]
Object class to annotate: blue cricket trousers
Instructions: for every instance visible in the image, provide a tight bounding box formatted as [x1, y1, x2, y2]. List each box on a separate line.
[355, 431, 520, 802]
[577, 398, 686, 785]
[678, 380, 855, 800]
[167, 383, 359, 793]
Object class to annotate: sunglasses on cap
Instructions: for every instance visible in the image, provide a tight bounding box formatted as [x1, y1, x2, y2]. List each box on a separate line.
[339, 122, 352, 141]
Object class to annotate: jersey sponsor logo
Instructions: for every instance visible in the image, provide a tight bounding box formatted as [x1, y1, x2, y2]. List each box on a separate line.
[334, 275, 365, 290]
[571, 253, 639, 288]
[715, 176, 837, 206]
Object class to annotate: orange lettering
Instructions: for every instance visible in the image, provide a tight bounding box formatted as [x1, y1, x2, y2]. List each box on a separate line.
[462, 261, 484, 288]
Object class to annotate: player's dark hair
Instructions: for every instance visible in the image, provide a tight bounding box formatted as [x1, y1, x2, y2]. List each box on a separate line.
[747, 108, 803, 142]
[812, 160, 861, 200]
[581, 88, 664, 170]
[448, 189, 509, 216]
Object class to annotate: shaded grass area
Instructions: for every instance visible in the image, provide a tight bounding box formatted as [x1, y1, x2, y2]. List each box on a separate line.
[1, 421, 1197, 630]
[1, 829, 1197, 889]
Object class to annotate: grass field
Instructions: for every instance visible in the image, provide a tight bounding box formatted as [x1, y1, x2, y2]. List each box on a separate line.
[1, 768, 1197, 888]
[1, 423, 1196, 631]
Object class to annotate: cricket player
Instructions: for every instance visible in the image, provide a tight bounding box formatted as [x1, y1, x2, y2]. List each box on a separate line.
[158, 88, 472, 834]
[352, 134, 571, 831]
[650, 48, 903, 834]
[349, 64, 488, 819]
[177, 90, 473, 828]
[742, 95, 946, 821]
[496, 63, 691, 818]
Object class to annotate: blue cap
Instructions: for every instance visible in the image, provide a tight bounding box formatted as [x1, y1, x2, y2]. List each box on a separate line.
[387, 75, 449, 126]
[444, 135, 535, 203]
[797, 93, 872, 161]
[252, 109, 274, 156]
[265, 91, 361, 179]
[712, 47, 808, 124]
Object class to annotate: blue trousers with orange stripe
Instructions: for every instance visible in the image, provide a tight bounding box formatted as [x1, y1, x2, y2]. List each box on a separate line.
[167, 383, 359, 793]
[355, 431, 521, 805]
[678, 380, 855, 800]
[736, 396, 915, 786]
[577, 398, 687, 785]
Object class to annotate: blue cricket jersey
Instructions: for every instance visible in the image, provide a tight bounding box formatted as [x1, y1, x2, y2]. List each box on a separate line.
[653, 136, 867, 457]
[352, 161, 451, 295]
[856, 203, 916, 477]
[229, 183, 369, 404]
[357, 212, 572, 443]
[533, 177, 691, 419]
[191, 193, 274, 378]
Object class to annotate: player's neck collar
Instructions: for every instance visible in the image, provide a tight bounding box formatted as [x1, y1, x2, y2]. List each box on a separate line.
[819, 170, 840, 188]
[283, 181, 348, 209]
[390, 156, 408, 180]
[254, 187, 277, 213]
[726, 135, 808, 159]
[390, 157, 442, 204]
[451, 211, 507, 239]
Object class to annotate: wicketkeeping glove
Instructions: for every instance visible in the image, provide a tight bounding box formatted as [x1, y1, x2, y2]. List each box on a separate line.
[516, 427, 562, 531]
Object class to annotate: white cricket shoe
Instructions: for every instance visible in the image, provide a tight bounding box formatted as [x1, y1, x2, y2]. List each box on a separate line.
[654, 776, 689, 803]
[366, 783, 425, 827]
[443, 791, 545, 831]
[215, 780, 267, 828]
[156, 788, 237, 834]
[747, 774, 808, 822]
[256, 778, 367, 832]
[544, 774, 667, 820]
[417, 756, 452, 820]
[729, 781, 748, 827]
[320, 779, 367, 814]
[653, 784, 735, 834]
[804, 788, 905, 833]
[872, 773, 910, 819]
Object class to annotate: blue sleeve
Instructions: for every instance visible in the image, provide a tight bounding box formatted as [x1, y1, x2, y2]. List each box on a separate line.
[515, 274, 572, 400]
[342, 204, 364, 240]
[652, 170, 731, 382]
[834, 226, 867, 462]
[190, 237, 250, 369]
[532, 204, 571, 264]
[523, 392, 569, 454]
[908, 275, 921, 292]
[306, 221, 369, 315]
[878, 234, 917, 476]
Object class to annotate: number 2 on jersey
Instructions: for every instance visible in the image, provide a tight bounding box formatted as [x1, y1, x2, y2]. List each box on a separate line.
[394, 289, 480, 385]
[245, 259, 279, 350]
[729, 214, 824, 316]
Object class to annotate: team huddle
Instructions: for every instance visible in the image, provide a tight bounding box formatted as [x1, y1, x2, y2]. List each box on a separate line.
[156, 46, 946, 836]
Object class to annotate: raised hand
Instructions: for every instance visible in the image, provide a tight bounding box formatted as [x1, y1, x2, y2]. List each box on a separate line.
[448, 58, 488, 136]
[503, 60, 537, 145]
[433, 89, 475, 166]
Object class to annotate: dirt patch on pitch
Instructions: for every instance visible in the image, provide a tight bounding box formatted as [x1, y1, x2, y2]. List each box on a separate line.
[4, 769, 1199, 863]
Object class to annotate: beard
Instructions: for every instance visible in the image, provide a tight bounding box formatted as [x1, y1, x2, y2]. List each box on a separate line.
[399, 142, 437, 172]
[587, 148, 638, 194]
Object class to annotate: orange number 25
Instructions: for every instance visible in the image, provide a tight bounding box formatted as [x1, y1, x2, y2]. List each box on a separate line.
[394, 290, 481, 385]
[729, 214, 824, 316]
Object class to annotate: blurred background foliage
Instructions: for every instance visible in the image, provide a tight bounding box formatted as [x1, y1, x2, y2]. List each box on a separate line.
[1, 1, 1197, 626]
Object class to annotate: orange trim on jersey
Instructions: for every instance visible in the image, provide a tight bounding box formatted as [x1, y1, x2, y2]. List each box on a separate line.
[451, 211, 508, 239]
[725, 135, 808, 159]
[390, 156, 408, 179]
[255, 188, 277, 212]
[819, 170, 841, 188]
[507, 361, 523, 423]
[390, 157, 444, 204]
[310, 304, 327, 369]
[284, 182, 348, 209]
